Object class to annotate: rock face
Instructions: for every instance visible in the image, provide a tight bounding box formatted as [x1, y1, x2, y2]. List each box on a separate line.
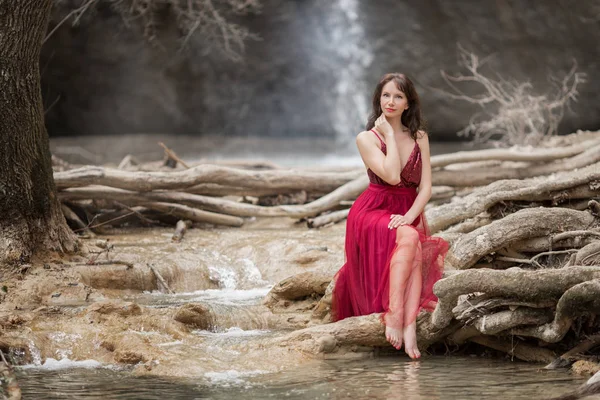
[42, 1, 599, 141]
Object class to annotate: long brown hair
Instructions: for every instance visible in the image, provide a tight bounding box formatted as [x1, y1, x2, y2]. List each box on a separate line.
[366, 73, 424, 140]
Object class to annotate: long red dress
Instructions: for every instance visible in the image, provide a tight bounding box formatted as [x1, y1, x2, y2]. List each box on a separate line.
[331, 130, 448, 329]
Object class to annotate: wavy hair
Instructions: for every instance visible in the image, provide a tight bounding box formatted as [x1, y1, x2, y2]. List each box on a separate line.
[366, 73, 424, 140]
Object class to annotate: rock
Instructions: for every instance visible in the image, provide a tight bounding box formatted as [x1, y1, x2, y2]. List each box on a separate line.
[572, 360, 600, 376]
[317, 335, 337, 354]
[43, 283, 90, 306]
[173, 303, 213, 330]
[86, 300, 143, 317]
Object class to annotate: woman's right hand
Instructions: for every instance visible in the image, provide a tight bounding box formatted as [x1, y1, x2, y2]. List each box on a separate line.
[374, 113, 394, 137]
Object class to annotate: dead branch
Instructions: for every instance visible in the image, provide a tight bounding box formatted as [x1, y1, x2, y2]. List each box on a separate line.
[141, 202, 244, 226]
[172, 220, 189, 242]
[148, 263, 174, 294]
[61, 203, 96, 237]
[438, 45, 586, 146]
[159, 142, 190, 169]
[307, 209, 350, 228]
[546, 334, 600, 369]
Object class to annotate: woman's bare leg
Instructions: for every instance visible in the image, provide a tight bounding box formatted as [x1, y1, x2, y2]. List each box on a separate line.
[385, 226, 419, 350]
[402, 241, 422, 359]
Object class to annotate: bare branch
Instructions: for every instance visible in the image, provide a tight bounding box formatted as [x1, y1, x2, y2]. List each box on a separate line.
[436, 45, 587, 146]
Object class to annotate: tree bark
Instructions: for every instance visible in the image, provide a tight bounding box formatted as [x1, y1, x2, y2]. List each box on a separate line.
[0, 0, 75, 264]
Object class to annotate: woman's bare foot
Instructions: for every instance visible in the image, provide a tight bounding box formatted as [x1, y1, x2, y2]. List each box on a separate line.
[403, 322, 421, 359]
[385, 326, 403, 350]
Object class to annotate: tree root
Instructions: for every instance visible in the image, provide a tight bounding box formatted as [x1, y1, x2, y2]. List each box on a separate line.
[432, 266, 600, 330]
[446, 208, 597, 269]
[426, 162, 600, 233]
[512, 279, 600, 342]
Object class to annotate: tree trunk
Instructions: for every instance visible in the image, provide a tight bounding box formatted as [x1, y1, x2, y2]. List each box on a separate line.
[0, 0, 75, 264]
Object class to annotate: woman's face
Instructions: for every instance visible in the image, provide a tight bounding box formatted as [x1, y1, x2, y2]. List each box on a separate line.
[380, 80, 409, 118]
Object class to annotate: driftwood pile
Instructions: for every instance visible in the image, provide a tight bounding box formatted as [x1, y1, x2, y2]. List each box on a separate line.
[52, 132, 600, 369]
[53, 131, 600, 233]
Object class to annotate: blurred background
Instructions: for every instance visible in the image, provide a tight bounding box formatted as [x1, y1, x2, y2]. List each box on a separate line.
[42, 0, 600, 165]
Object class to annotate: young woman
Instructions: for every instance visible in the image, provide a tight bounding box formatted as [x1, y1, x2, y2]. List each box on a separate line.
[331, 73, 448, 359]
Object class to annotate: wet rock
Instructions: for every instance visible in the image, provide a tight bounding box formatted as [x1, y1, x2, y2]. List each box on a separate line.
[311, 279, 335, 322]
[86, 300, 143, 317]
[104, 332, 158, 365]
[0, 312, 33, 328]
[264, 272, 332, 308]
[173, 303, 213, 330]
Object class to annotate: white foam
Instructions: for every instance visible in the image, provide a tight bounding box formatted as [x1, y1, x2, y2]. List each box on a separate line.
[21, 358, 104, 370]
[204, 369, 268, 386]
[186, 287, 271, 305]
[194, 327, 270, 337]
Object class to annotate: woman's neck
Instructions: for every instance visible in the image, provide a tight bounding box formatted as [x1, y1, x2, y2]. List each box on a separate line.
[386, 115, 408, 134]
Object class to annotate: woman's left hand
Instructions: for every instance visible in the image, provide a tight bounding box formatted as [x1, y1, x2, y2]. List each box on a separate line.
[388, 214, 414, 229]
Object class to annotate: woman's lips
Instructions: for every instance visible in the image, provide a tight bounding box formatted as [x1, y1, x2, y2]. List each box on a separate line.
[385, 108, 395, 112]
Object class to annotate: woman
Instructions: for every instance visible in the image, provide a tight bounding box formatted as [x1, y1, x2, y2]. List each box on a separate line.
[331, 73, 448, 359]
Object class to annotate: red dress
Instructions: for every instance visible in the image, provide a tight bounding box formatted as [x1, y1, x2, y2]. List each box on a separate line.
[331, 130, 448, 329]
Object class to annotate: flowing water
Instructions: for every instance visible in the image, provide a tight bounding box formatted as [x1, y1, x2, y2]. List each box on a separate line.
[15, 271, 588, 400]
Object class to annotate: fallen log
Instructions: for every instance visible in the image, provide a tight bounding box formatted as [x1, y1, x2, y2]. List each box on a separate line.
[426, 161, 600, 233]
[430, 138, 600, 168]
[59, 175, 368, 219]
[141, 202, 244, 227]
[273, 312, 459, 355]
[432, 142, 600, 187]
[468, 335, 556, 364]
[53, 165, 363, 193]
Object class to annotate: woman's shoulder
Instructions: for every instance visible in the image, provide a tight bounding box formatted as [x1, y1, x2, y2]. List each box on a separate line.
[416, 130, 429, 145]
[356, 129, 379, 144]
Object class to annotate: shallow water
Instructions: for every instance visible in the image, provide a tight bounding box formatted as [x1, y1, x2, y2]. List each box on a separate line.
[18, 356, 587, 399]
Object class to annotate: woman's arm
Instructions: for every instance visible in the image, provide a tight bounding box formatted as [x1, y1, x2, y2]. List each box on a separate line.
[356, 116, 402, 185]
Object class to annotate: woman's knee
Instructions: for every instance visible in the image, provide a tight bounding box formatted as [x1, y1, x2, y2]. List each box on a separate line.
[395, 226, 419, 245]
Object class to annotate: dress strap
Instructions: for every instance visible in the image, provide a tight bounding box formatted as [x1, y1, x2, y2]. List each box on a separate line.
[370, 129, 385, 147]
